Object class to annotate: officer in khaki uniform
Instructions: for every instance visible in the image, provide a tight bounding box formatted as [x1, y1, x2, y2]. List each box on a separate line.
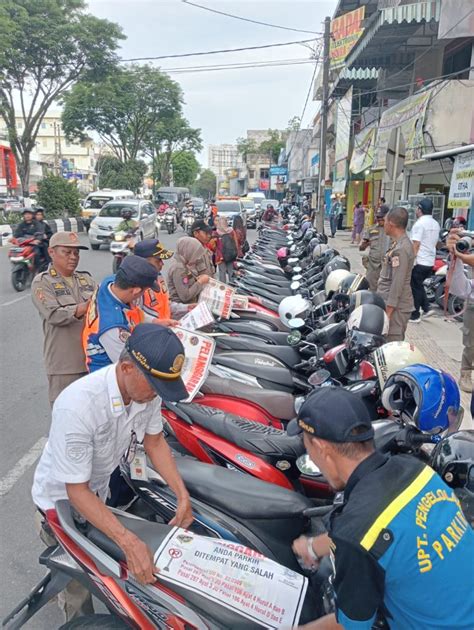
[359, 205, 390, 291]
[32, 232, 96, 405]
[377, 207, 415, 342]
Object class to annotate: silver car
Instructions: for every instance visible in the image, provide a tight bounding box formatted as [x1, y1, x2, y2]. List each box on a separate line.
[88, 199, 157, 250]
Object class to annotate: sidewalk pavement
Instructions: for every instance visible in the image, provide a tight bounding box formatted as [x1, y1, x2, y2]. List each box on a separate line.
[328, 225, 472, 426]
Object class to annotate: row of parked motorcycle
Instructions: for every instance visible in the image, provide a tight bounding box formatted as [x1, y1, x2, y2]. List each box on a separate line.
[5, 210, 473, 629]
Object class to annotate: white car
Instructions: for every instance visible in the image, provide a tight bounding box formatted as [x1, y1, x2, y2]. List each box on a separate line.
[215, 199, 247, 225]
[88, 199, 157, 250]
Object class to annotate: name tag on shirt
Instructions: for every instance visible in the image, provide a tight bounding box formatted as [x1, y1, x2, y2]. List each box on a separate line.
[130, 445, 148, 481]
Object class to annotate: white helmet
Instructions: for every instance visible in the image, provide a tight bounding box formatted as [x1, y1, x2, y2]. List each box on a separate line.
[325, 269, 352, 297]
[373, 342, 427, 388]
[347, 304, 389, 336]
[312, 243, 330, 260]
[278, 295, 311, 328]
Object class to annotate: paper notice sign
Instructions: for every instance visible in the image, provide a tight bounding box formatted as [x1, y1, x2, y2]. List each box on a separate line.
[232, 294, 249, 310]
[154, 528, 307, 629]
[179, 302, 214, 331]
[198, 278, 236, 319]
[170, 327, 215, 402]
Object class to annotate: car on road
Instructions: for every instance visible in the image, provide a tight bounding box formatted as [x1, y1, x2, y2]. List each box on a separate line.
[241, 197, 258, 228]
[88, 199, 157, 250]
[215, 197, 247, 225]
[82, 189, 135, 230]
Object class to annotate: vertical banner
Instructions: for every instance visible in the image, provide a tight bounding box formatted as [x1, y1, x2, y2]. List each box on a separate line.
[349, 126, 376, 174]
[448, 150, 474, 211]
[330, 7, 365, 69]
[333, 86, 353, 193]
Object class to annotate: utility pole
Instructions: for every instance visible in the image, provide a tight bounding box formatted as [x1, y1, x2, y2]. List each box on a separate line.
[316, 15, 331, 233]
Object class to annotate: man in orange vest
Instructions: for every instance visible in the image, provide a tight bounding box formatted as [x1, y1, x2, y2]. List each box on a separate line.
[82, 256, 160, 372]
[133, 239, 188, 320]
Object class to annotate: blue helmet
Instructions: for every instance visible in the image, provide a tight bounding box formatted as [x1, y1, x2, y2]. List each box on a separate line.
[381, 364, 461, 434]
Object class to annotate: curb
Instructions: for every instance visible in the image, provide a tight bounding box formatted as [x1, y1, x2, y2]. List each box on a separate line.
[0, 217, 85, 247]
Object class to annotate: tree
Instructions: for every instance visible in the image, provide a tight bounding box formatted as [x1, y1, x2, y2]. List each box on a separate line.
[37, 174, 81, 216]
[171, 151, 200, 188]
[0, 0, 123, 198]
[259, 129, 287, 163]
[96, 155, 146, 193]
[62, 65, 183, 163]
[287, 116, 301, 131]
[145, 113, 202, 187]
[236, 137, 258, 164]
[193, 169, 216, 199]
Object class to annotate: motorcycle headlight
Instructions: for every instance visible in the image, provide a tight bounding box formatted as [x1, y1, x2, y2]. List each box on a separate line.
[115, 233, 125, 242]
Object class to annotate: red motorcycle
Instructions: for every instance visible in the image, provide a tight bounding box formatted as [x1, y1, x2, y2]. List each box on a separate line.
[8, 235, 48, 291]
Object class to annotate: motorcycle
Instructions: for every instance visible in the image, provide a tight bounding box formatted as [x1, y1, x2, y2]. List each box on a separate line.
[110, 230, 137, 273]
[164, 208, 177, 234]
[8, 234, 48, 291]
[181, 211, 195, 232]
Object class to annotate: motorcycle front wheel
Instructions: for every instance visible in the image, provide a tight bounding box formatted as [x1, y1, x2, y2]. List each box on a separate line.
[11, 266, 28, 292]
[167, 225, 173, 234]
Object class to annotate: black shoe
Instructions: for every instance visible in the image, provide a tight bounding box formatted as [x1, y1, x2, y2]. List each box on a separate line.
[409, 315, 421, 324]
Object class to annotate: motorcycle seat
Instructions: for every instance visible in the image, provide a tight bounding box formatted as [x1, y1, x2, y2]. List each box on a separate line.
[171, 402, 305, 459]
[216, 323, 291, 344]
[212, 353, 297, 389]
[215, 344, 301, 369]
[174, 457, 312, 519]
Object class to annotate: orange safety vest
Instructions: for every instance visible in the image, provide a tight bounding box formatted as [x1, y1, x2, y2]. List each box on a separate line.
[141, 277, 171, 320]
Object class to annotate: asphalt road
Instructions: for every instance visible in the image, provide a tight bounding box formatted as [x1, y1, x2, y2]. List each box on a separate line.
[0, 226, 192, 628]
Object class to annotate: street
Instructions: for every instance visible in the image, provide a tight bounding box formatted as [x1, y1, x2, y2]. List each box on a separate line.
[0, 228, 187, 627]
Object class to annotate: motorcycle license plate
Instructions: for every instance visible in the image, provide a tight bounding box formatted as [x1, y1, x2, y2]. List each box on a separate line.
[10, 257, 25, 262]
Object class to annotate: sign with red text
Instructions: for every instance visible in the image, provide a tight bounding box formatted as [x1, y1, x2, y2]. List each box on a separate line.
[179, 302, 214, 331]
[170, 328, 215, 402]
[154, 528, 307, 629]
[199, 278, 236, 319]
[330, 7, 365, 69]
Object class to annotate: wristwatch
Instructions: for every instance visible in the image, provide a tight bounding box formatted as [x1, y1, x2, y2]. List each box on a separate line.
[307, 536, 320, 564]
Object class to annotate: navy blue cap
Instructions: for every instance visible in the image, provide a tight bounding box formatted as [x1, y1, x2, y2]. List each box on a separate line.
[417, 198, 433, 214]
[287, 387, 374, 442]
[115, 255, 159, 289]
[125, 323, 188, 401]
[190, 219, 212, 234]
[134, 239, 173, 260]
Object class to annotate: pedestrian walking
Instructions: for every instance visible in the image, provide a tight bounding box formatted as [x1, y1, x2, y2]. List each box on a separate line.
[215, 216, 239, 283]
[32, 324, 193, 622]
[351, 201, 366, 244]
[409, 198, 440, 323]
[167, 237, 211, 305]
[337, 201, 344, 230]
[377, 207, 415, 342]
[31, 232, 96, 406]
[328, 196, 340, 238]
[359, 205, 390, 291]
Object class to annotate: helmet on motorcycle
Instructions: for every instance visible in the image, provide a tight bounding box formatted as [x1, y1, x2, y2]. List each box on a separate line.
[121, 208, 133, 219]
[338, 273, 370, 295]
[322, 255, 351, 281]
[325, 269, 352, 297]
[430, 431, 474, 523]
[373, 342, 426, 388]
[318, 248, 338, 267]
[347, 304, 389, 336]
[277, 247, 289, 260]
[349, 290, 386, 312]
[381, 364, 460, 434]
[278, 294, 311, 328]
[312, 243, 330, 260]
[303, 229, 315, 244]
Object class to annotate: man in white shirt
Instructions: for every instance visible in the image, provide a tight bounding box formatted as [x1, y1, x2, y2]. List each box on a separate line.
[409, 198, 440, 323]
[32, 323, 193, 620]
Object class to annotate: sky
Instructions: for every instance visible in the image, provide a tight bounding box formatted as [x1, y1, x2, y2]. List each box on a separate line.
[88, 0, 337, 166]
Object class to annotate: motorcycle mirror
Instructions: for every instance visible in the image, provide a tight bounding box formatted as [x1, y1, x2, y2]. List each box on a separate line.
[291, 280, 301, 291]
[292, 274, 303, 281]
[288, 317, 305, 329]
[287, 329, 302, 345]
[296, 454, 321, 477]
[293, 266, 302, 273]
[288, 257, 299, 266]
[290, 244, 296, 253]
[308, 368, 331, 387]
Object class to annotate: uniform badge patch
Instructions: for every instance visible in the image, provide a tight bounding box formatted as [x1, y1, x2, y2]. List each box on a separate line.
[119, 329, 131, 343]
[35, 288, 45, 302]
[391, 256, 400, 268]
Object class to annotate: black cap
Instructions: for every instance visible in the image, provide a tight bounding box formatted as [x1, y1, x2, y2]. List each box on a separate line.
[190, 219, 212, 234]
[417, 198, 433, 214]
[134, 239, 173, 260]
[115, 255, 159, 289]
[287, 387, 374, 442]
[376, 204, 390, 218]
[125, 324, 188, 401]
[22, 208, 34, 215]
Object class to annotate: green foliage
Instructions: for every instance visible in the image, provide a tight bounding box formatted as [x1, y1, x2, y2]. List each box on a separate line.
[96, 156, 147, 193]
[146, 113, 202, 187]
[236, 137, 258, 163]
[62, 65, 183, 163]
[37, 175, 81, 216]
[171, 152, 200, 188]
[287, 116, 301, 131]
[193, 169, 216, 199]
[0, 0, 124, 196]
[259, 130, 287, 163]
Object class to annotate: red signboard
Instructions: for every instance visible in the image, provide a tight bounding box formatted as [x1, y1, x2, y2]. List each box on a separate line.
[259, 179, 270, 191]
[330, 7, 365, 69]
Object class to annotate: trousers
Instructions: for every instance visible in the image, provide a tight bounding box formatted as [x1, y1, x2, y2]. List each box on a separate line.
[34, 510, 94, 621]
[329, 215, 337, 236]
[386, 310, 411, 342]
[218, 261, 235, 283]
[411, 264, 433, 316]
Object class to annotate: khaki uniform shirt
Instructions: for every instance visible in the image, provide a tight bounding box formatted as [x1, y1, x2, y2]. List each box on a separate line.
[32, 266, 96, 375]
[377, 234, 415, 313]
[362, 225, 388, 266]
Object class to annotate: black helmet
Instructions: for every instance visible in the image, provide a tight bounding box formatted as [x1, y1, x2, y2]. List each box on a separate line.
[303, 228, 315, 244]
[350, 290, 386, 311]
[322, 255, 351, 281]
[347, 304, 389, 337]
[338, 273, 370, 295]
[121, 208, 133, 218]
[318, 248, 338, 267]
[34, 206, 46, 214]
[430, 431, 474, 523]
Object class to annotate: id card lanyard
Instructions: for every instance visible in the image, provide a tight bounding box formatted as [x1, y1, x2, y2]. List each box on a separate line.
[124, 428, 148, 482]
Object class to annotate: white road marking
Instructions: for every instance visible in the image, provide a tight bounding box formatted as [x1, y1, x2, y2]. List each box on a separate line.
[0, 436, 47, 497]
[0, 293, 31, 307]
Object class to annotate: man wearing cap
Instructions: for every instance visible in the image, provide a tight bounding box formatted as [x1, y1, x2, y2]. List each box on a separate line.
[32, 323, 193, 620]
[133, 239, 187, 321]
[32, 232, 96, 405]
[14, 208, 44, 270]
[82, 255, 161, 373]
[409, 198, 440, 323]
[359, 205, 390, 291]
[190, 219, 215, 276]
[290, 388, 474, 630]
